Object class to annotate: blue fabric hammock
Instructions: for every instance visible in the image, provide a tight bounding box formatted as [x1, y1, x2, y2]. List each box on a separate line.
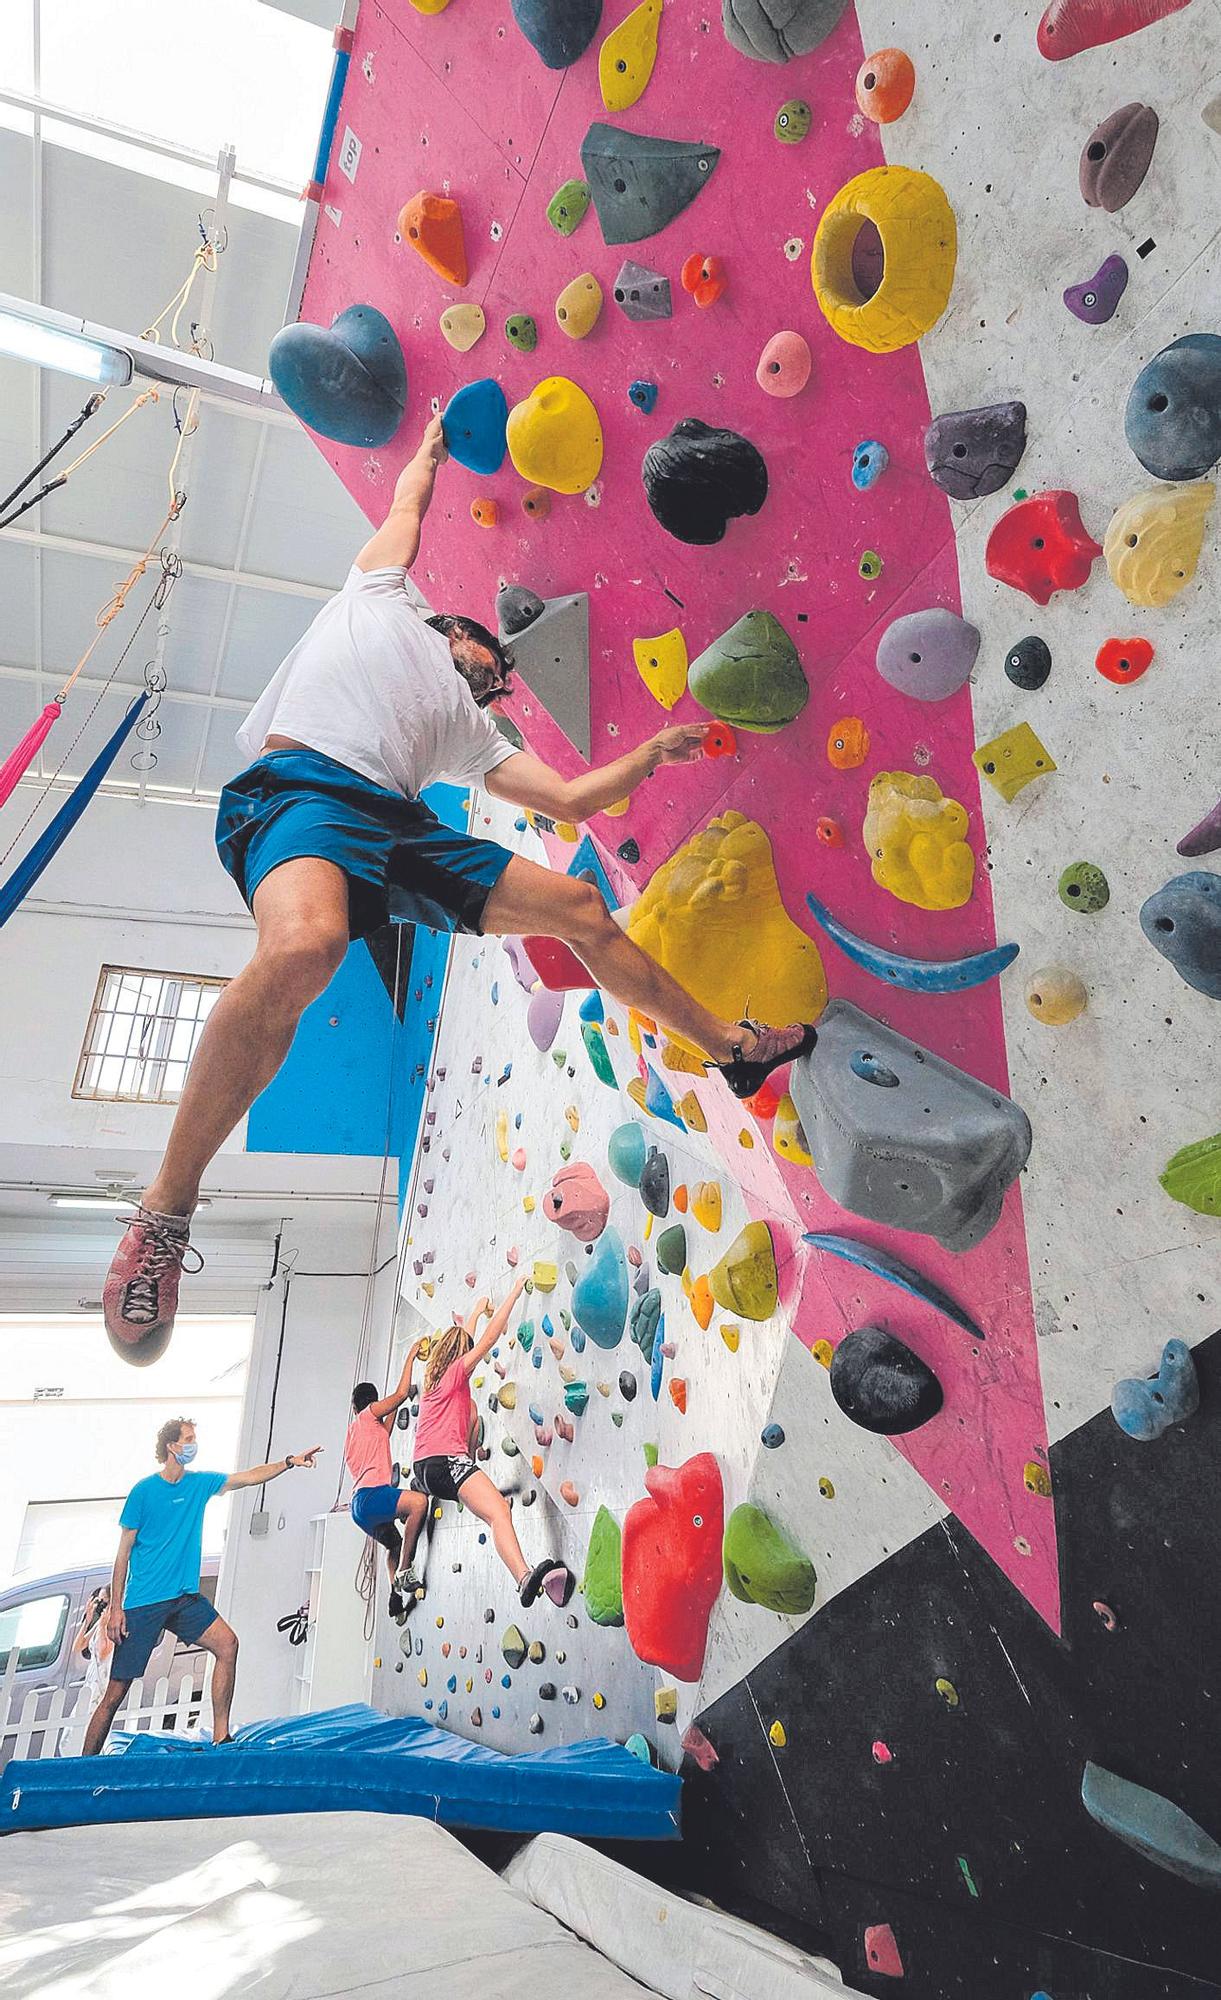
[0, 691, 147, 929]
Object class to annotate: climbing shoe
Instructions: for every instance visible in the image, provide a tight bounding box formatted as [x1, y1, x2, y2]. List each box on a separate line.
[518, 1557, 565, 1608]
[388, 1588, 406, 1623]
[103, 1207, 202, 1365]
[714, 1021, 818, 1100]
[395, 1566, 424, 1600]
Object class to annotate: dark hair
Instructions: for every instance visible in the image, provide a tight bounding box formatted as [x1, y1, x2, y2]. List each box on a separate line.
[425, 613, 515, 706]
[352, 1381, 380, 1413]
[155, 1416, 192, 1463]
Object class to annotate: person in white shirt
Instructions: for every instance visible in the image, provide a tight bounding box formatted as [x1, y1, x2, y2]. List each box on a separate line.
[103, 416, 817, 1363]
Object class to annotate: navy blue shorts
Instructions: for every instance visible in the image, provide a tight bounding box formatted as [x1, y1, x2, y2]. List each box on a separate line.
[112, 1592, 217, 1679]
[215, 749, 515, 941]
[350, 1484, 404, 1535]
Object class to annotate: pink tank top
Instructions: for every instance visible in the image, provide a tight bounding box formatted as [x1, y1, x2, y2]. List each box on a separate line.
[413, 1360, 473, 1461]
[344, 1406, 392, 1491]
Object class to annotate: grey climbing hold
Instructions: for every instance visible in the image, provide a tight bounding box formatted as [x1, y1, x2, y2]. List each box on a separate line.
[619, 1369, 638, 1400]
[512, 0, 601, 69]
[629, 1287, 662, 1362]
[496, 585, 547, 636]
[643, 418, 767, 545]
[790, 999, 1033, 1253]
[639, 1145, 670, 1217]
[875, 607, 981, 702]
[830, 1325, 944, 1435]
[1125, 334, 1221, 482]
[1112, 1337, 1199, 1440]
[581, 122, 720, 245]
[496, 590, 591, 758]
[1082, 1762, 1221, 1889]
[1079, 102, 1158, 213]
[924, 401, 1028, 500]
[612, 260, 672, 321]
[1139, 872, 1221, 998]
[722, 0, 849, 63]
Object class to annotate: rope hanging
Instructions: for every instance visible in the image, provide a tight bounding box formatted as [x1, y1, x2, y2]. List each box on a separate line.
[0, 690, 150, 929]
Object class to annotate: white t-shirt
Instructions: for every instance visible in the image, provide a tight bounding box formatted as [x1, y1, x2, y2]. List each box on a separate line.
[235, 564, 520, 800]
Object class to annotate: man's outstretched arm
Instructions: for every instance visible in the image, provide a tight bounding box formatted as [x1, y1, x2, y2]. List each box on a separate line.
[484, 723, 708, 823]
[355, 416, 447, 574]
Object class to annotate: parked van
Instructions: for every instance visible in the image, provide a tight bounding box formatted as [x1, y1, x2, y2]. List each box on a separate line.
[0, 1556, 220, 1767]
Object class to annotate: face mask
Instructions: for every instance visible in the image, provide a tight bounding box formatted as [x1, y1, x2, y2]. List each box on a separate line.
[174, 1441, 198, 1465]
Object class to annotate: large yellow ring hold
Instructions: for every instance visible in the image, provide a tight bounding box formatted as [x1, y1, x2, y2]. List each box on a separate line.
[811, 165, 957, 354]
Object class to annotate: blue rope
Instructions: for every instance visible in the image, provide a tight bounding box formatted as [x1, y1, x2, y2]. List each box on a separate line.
[0, 692, 148, 929]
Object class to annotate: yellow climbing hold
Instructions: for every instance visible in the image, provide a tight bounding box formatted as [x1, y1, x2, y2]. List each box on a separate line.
[772, 1093, 812, 1167]
[439, 302, 485, 353]
[690, 1273, 715, 1329]
[654, 1685, 678, 1721]
[495, 1111, 510, 1162]
[593, 1690, 606, 1709]
[643, 1213, 654, 1241]
[662, 1037, 706, 1075]
[818, 1476, 835, 1498]
[720, 1322, 740, 1352]
[677, 1090, 707, 1131]
[972, 721, 1056, 804]
[507, 376, 604, 494]
[410, 0, 452, 12]
[565, 1105, 581, 1131]
[633, 628, 689, 710]
[555, 272, 604, 340]
[811, 1339, 833, 1368]
[627, 1012, 643, 1056]
[418, 1668, 428, 1685]
[532, 1260, 558, 1291]
[626, 1076, 648, 1114]
[812, 165, 957, 354]
[604, 797, 630, 817]
[1103, 481, 1214, 608]
[769, 1720, 788, 1748]
[1024, 1460, 1052, 1497]
[692, 1181, 722, 1232]
[863, 771, 974, 912]
[523, 1195, 536, 1213]
[738, 1129, 754, 1149]
[935, 1677, 960, 1708]
[599, 0, 662, 111]
[709, 1221, 778, 1321]
[627, 812, 827, 1058]
[421, 1280, 435, 1296]
[497, 1383, 517, 1409]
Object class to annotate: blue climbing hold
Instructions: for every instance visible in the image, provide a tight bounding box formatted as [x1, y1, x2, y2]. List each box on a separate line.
[528, 1403, 544, 1427]
[571, 1326, 587, 1353]
[850, 1051, 899, 1087]
[644, 1066, 684, 1128]
[630, 1287, 662, 1363]
[446, 1674, 457, 1693]
[1139, 872, 1221, 999]
[438, 1700, 448, 1720]
[650, 1330, 665, 1401]
[541, 1314, 554, 1337]
[630, 380, 659, 413]
[1124, 333, 1221, 483]
[532, 1348, 543, 1369]
[806, 892, 1019, 993]
[442, 378, 509, 475]
[269, 304, 406, 447]
[1082, 1761, 1221, 1888]
[625, 1732, 652, 1765]
[852, 439, 889, 490]
[501, 1673, 512, 1688]
[572, 1226, 629, 1348]
[609, 1122, 648, 1187]
[761, 1423, 785, 1448]
[1111, 1337, 1199, 1440]
[579, 990, 605, 1023]
[803, 1232, 985, 1341]
[491, 1705, 501, 1719]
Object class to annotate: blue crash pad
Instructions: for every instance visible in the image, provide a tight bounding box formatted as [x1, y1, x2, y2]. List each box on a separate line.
[1, 1703, 681, 1839]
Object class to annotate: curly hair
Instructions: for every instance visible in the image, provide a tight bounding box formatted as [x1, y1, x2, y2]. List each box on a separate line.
[423, 1324, 471, 1394]
[155, 1416, 193, 1463]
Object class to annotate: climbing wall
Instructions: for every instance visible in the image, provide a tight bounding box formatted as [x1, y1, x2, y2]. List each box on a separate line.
[293, 2, 1221, 1993]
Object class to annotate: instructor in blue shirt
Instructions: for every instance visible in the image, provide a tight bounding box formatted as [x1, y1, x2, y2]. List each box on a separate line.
[85, 1415, 321, 1755]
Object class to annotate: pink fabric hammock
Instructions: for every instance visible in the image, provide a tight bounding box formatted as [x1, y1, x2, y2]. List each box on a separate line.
[0, 702, 62, 809]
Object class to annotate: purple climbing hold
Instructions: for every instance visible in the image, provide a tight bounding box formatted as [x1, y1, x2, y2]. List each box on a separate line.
[924, 401, 1027, 500]
[1079, 102, 1159, 213]
[876, 607, 981, 702]
[1064, 252, 1129, 325]
[1178, 795, 1221, 859]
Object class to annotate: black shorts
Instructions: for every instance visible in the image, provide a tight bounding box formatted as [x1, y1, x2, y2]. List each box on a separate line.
[215, 749, 514, 941]
[410, 1454, 478, 1502]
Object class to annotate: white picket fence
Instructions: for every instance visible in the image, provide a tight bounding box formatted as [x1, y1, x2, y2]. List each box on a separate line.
[0, 1652, 212, 1763]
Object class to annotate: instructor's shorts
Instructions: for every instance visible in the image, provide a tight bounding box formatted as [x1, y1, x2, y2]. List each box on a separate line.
[215, 749, 514, 940]
[112, 1592, 217, 1679]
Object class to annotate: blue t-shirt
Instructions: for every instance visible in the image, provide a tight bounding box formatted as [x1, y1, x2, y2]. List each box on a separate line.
[119, 1470, 228, 1608]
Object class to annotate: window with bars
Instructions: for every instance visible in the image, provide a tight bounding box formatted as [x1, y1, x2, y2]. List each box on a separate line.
[73, 966, 226, 1104]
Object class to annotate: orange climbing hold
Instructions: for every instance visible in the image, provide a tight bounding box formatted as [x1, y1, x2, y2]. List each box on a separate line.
[470, 498, 499, 528]
[681, 254, 727, 308]
[816, 816, 844, 847]
[690, 1274, 714, 1329]
[669, 1378, 688, 1413]
[827, 717, 870, 769]
[674, 1184, 689, 1213]
[521, 486, 552, 520]
[855, 49, 916, 123]
[397, 191, 468, 287]
[560, 1480, 580, 1507]
[532, 1454, 544, 1477]
[742, 1081, 780, 1121]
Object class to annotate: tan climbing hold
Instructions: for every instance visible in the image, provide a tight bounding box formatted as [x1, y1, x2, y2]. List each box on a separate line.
[497, 1383, 517, 1409]
[565, 1105, 581, 1131]
[627, 812, 827, 1058]
[560, 1479, 580, 1506]
[655, 1686, 678, 1721]
[663, 1039, 707, 1076]
[440, 302, 485, 352]
[495, 1111, 509, 1161]
[1025, 966, 1087, 1024]
[864, 771, 974, 911]
[555, 272, 604, 339]
[1103, 481, 1214, 608]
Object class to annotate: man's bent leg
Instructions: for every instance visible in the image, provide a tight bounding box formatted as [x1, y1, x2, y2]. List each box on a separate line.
[82, 1678, 130, 1756]
[198, 1616, 239, 1743]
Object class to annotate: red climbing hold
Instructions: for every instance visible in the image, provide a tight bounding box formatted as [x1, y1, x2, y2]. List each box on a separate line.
[864, 1924, 905, 1978]
[681, 254, 727, 308]
[742, 1079, 781, 1120]
[984, 491, 1102, 606]
[816, 815, 844, 847]
[523, 935, 595, 990]
[622, 1452, 724, 1681]
[1037, 0, 1192, 63]
[703, 722, 737, 758]
[1095, 636, 1154, 684]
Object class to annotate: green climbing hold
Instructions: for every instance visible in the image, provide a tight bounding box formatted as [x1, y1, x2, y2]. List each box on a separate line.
[709, 1222, 778, 1320]
[582, 1021, 617, 1085]
[774, 99, 811, 144]
[723, 1503, 816, 1614]
[501, 1624, 527, 1668]
[583, 1504, 625, 1625]
[517, 1319, 535, 1352]
[547, 177, 591, 236]
[608, 1121, 648, 1187]
[688, 610, 809, 734]
[1058, 860, 1110, 913]
[611, 1410, 624, 1427]
[506, 313, 538, 352]
[564, 1380, 590, 1415]
[1160, 1132, 1221, 1216]
[643, 1441, 659, 1468]
[656, 1223, 688, 1276]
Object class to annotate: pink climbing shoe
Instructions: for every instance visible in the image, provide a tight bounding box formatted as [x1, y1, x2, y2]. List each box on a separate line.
[103, 1206, 202, 1366]
[519, 1558, 575, 1608]
[715, 1020, 818, 1100]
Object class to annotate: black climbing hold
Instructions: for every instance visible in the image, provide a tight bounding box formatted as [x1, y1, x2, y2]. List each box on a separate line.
[619, 1369, 638, 1400]
[1004, 635, 1052, 691]
[639, 1145, 671, 1218]
[1125, 333, 1221, 483]
[722, 0, 849, 64]
[496, 584, 546, 636]
[829, 1324, 944, 1435]
[581, 122, 720, 246]
[643, 417, 768, 545]
[924, 401, 1028, 500]
[617, 838, 641, 864]
[511, 0, 601, 69]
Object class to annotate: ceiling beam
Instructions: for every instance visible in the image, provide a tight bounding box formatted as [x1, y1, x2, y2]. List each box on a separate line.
[0, 85, 302, 198]
[3, 522, 333, 600]
[0, 660, 248, 712]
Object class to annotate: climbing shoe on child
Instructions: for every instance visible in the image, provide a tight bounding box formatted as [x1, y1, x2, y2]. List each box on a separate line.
[103, 1207, 203, 1365]
[395, 1564, 425, 1600]
[519, 1558, 575, 1608]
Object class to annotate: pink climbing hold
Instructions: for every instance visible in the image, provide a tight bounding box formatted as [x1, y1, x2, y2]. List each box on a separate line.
[864, 1925, 905, 1978]
[554, 1412, 575, 1442]
[872, 1740, 894, 1764]
[622, 1452, 724, 1682]
[681, 1722, 720, 1771]
[545, 1160, 611, 1240]
[755, 330, 812, 398]
[1037, 0, 1192, 62]
[507, 1247, 520, 1267]
[465, 1271, 477, 1287]
[511, 1147, 528, 1170]
[559, 1479, 580, 1506]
